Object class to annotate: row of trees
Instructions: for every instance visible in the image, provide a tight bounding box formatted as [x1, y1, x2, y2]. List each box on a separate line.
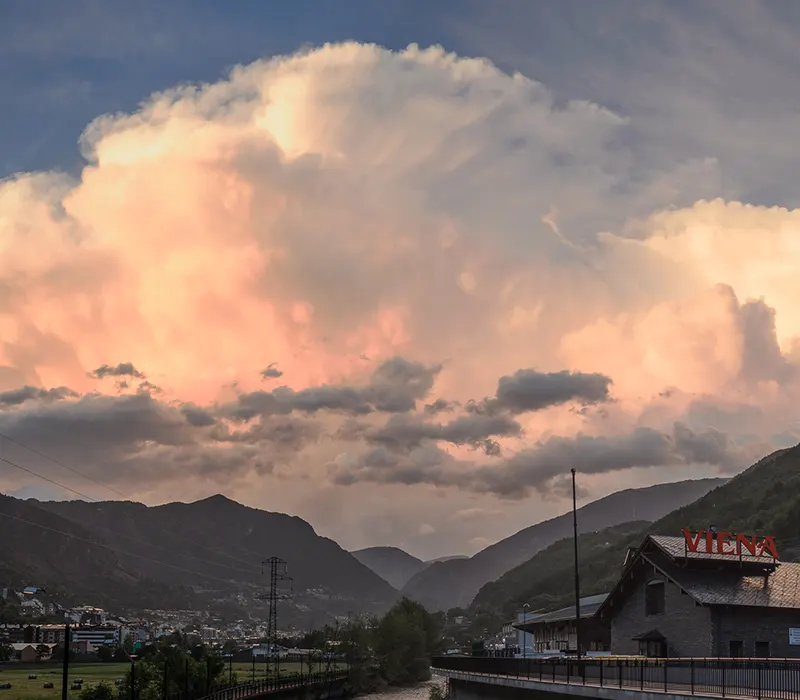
[80, 643, 228, 700]
[339, 597, 443, 692]
[77, 596, 442, 698]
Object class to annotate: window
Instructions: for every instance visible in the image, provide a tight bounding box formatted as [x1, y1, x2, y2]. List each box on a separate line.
[645, 581, 665, 615]
[755, 641, 770, 658]
[729, 640, 743, 658]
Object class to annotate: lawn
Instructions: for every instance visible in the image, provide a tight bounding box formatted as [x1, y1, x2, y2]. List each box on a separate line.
[0, 660, 344, 699]
[229, 660, 344, 680]
[0, 663, 128, 700]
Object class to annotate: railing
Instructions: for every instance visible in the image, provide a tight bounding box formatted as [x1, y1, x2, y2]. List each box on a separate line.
[431, 655, 800, 700]
[166, 670, 349, 700]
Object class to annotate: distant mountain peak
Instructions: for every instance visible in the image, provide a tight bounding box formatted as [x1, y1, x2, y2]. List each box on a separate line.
[351, 546, 426, 590]
[196, 493, 237, 506]
[401, 477, 727, 610]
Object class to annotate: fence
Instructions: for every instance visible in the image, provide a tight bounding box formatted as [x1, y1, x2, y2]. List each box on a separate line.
[431, 655, 800, 700]
[159, 670, 348, 700]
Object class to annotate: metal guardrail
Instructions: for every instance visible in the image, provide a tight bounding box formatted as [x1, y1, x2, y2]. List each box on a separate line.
[432, 655, 800, 700]
[166, 670, 349, 700]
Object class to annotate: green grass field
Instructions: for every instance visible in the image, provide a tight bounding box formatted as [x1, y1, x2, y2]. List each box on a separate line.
[0, 663, 128, 700]
[0, 660, 341, 699]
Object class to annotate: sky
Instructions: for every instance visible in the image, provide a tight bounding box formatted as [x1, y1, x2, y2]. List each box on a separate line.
[2, 0, 800, 560]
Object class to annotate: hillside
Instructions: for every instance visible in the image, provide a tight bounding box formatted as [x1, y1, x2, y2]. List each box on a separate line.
[426, 555, 468, 564]
[402, 477, 726, 610]
[1, 494, 397, 622]
[351, 546, 427, 589]
[472, 521, 651, 616]
[0, 494, 198, 612]
[472, 446, 798, 617]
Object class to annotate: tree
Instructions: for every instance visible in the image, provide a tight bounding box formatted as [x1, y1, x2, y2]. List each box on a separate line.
[374, 598, 441, 686]
[96, 644, 114, 663]
[0, 638, 12, 662]
[36, 643, 51, 661]
[79, 682, 116, 700]
[118, 645, 229, 700]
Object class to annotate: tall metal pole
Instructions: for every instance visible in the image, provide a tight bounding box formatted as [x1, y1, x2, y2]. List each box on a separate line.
[131, 660, 136, 700]
[571, 468, 582, 661]
[521, 603, 529, 659]
[61, 623, 70, 700]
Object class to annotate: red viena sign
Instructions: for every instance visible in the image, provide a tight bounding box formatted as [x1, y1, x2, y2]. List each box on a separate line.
[682, 529, 780, 560]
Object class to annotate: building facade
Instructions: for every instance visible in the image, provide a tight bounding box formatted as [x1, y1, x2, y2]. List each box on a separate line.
[514, 594, 610, 654]
[598, 533, 800, 658]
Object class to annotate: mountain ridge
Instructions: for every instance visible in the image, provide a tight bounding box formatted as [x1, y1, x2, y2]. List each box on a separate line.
[0, 492, 398, 624]
[351, 546, 427, 589]
[471, 447, 798, 618]
[401, 477, 728, 610]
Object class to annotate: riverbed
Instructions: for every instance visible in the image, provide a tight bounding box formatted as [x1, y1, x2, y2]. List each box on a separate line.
[362, 675, 448, 700]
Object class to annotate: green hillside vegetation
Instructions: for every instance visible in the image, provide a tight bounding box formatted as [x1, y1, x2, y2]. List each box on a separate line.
[473, 521, 650, 617]
[471, 446, 799, 619]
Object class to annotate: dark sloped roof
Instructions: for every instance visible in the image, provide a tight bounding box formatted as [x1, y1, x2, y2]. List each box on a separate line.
[598, 533, 800, 620]
[514, 593, 609, 629]
[646, 549, 800, 609]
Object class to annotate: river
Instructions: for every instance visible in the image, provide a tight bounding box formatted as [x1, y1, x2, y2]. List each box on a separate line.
[361, 675, 447, 700]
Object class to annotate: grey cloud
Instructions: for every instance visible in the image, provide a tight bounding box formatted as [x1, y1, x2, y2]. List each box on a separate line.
[210, 416, 321, 450]
[137, 380, 163, 395]
[0, 385, 77, 408]
[0, 393, 193, 456]
[181, 404, 217, 427]
[424, 399, 457, 415]
[260, 364, 283, 380]
[332, 422, 743, 499]
[228, 356, 441, 420]
[470, 423, 741, 498]
[486, 369, 612, 414]
[88, 362, 145, 379]
[367, 413, 521, 452]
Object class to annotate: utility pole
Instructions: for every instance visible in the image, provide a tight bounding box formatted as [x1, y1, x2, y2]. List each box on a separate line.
[521, 603, 530, 658]
[256, 557, 292, 680]
[61, 623, 70, 700]
[571, 468, 582, 661]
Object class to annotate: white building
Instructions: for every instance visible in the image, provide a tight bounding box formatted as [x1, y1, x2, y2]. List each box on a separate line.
[515, 610, 540, 656]
[70, 626, 118, 647]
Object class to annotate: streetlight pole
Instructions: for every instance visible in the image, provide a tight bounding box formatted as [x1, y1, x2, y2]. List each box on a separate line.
[571, 468, 582, 662]
[521, 603, 530, 658]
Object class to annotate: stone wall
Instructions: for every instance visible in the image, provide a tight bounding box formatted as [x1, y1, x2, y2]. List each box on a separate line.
[609, 565, 712, 656]
[713, 606, 800, 658]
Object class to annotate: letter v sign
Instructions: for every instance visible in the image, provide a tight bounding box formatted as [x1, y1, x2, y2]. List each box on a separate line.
[683, 528, 704, 552]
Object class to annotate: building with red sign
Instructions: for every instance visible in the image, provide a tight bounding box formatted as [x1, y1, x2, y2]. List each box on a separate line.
[596, 533, 800, 658]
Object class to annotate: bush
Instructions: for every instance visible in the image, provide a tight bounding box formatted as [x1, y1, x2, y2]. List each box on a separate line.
[79, 681, 116, 700]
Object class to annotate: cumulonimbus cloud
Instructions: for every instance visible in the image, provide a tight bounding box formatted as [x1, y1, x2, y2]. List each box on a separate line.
[0, 42, 797, 539]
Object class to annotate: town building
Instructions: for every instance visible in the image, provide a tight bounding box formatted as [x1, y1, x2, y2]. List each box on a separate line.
[513, 593, 611, 654]
[11, 643, 41, 663]
[597, 532, 800, 658]
[38, 624, 67, 645]
[70, 625, 119, 647]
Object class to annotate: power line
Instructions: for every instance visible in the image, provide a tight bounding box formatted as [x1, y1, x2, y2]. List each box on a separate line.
[0, 434, 264, 572]
[0, 431, 129, 500]
[0, 455, 99, 503]
[0, 452, 257, 576]
[0, 509, 252, 586]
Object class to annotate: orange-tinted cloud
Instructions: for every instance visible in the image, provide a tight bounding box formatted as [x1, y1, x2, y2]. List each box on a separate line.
[0, 43, 798, 554]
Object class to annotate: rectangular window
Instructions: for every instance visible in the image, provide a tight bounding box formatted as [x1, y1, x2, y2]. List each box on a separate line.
[729, 640, 743, 658]
[755, 641, 770, 658]
[645, 581, 665, 615]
